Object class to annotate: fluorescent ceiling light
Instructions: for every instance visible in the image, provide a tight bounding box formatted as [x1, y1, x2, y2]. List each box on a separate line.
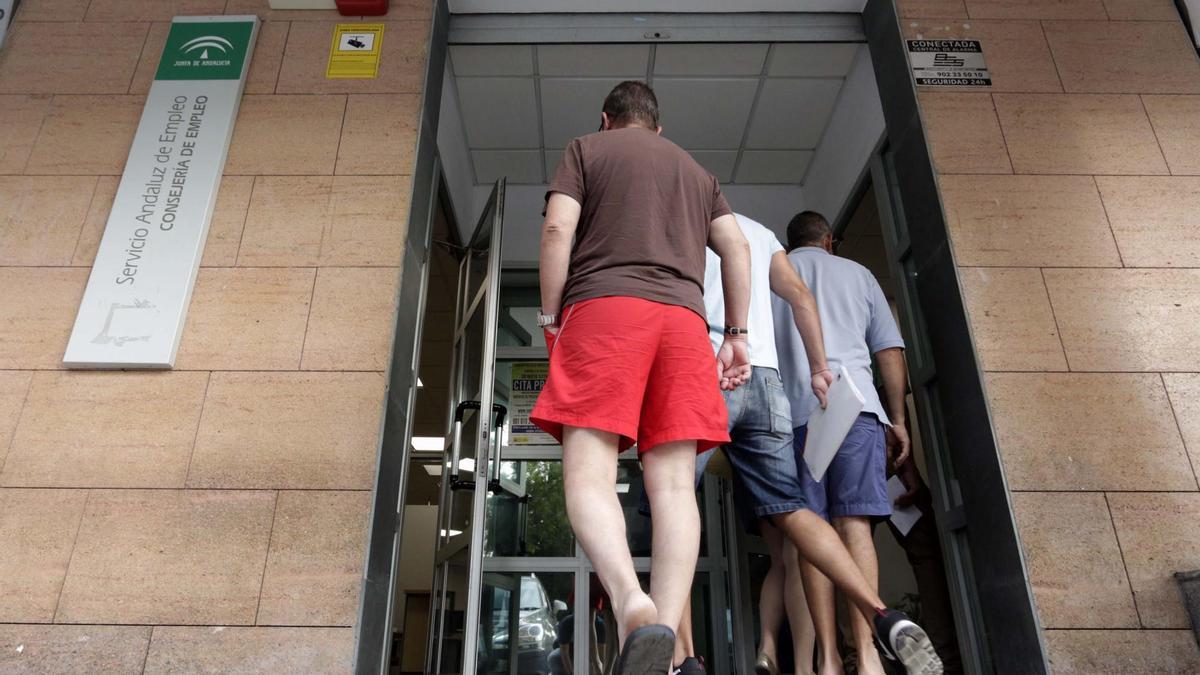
[441, 529, 463, 537]
[412, 436, 445, 452]
[615, 483, 630, 494]
[417, 377, 424, 388]
[423, 464, 442, 477]
[459, 458, 476, 473]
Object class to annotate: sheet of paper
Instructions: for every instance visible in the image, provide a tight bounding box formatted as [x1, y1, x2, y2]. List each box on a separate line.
[803, 365, 866, 483]
[887, 476, 923, 536]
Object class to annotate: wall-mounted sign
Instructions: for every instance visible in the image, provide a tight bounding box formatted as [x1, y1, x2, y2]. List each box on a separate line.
[509, 362, 555, 446]
[64, 15, 258, 368]
[0, 0, 16, 50]
[907, 39, 991, 87]
[327, 23, 384, 79]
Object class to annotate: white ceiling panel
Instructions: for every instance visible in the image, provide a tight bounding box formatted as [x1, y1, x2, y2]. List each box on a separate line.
[473, 150, 544, 184]
[456, 77, 541, 148]
[540, 78, 626, 148]
[745, 78, 842, 149]
[653, 78, 759, 149]
[654, 43, 769, 76]
[767, 43, 860, 77]
[538, 44, 650, 77]
[690, 151, 738, 183]
[735, 150, 813, 184]
[450, 45, 534, 76]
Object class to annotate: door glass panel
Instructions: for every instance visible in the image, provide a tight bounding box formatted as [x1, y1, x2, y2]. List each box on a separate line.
[485, 460, 574, 558]
[478, 572, 574, 675]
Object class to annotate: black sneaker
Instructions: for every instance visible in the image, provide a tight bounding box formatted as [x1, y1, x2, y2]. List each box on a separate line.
[672, 656, 705, 675]
[873, 609, 944, 675]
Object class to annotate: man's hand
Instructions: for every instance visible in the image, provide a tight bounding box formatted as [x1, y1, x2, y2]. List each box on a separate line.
[886, 422, 911, 468]
[892, 448, 923, 508]
[717, 338, 752, 391]
[811, 368, 834, 408]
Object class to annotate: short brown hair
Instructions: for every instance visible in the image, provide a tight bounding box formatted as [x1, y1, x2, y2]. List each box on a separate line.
[602, 81, 660, 129]
[787, 210, 832, 251]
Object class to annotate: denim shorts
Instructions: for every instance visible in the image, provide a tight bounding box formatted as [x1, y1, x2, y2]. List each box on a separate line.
[638, 366, 806, 531]
[795, 412, 891, 520]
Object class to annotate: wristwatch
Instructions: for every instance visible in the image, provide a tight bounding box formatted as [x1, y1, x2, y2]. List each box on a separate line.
[537, 312, 558, 328]
[725, 326, 749, 336]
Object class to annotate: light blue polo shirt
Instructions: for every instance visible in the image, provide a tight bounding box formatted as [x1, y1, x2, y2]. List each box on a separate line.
[771, 246, 905, 427]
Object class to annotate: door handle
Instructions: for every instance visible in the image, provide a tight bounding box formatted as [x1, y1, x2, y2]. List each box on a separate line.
[449, 401, 507, 491]
[489, 403, 508, 486]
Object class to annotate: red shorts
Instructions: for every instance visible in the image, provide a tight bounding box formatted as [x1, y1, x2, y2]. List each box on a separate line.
[530, 296, 730, 454]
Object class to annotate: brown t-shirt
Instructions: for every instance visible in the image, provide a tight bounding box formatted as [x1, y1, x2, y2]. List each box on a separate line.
[546, 127, 732, 318]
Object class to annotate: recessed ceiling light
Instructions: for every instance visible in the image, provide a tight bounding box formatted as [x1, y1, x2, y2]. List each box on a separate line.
[423, 464, 443, 477]
[616, 483, 630, 494]
[412, 436, 445, 452]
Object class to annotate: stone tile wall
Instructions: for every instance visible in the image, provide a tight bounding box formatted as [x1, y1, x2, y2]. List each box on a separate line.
[0, 1, 429, 671]
[900, 0, 1200, 670]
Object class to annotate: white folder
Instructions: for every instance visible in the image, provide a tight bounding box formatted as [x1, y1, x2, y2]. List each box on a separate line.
[803, 365, 866, 483]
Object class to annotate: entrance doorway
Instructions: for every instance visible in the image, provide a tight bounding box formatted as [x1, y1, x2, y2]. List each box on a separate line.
[357, 3, 1048, 674]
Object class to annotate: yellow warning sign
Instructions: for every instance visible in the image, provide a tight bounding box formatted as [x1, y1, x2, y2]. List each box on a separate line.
[326, 24, 384, 79]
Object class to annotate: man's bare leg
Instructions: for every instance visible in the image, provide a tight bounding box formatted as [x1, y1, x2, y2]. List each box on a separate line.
[800, 558, 842, 675]
[835, 517, 885, 675]
[778, 536, 817, 675]
[673, 596, 695, 666]
[562, 426, 656, 644]
[643, 440, 701, 634]
[771, 509, 885, 623]
[756, 525, 787, 666]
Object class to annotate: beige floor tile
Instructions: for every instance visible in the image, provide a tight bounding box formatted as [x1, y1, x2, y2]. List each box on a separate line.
[224, 94, 345, 175]
[1, 371, 208, 488]
[1144, 95, 1200, 175]
[0, 268, 87, 370]
[246, 21, 291, 95]
[904, 20, 1061, 93]
[0, 95, 52, 174]
[1162, 374, 1200, 484]
[1045, 21, 1200, 95]
[1011, 492, 1139, 629]
[86, 0, 227, 22]
[277, 21, 428, 94]
[918, 92, 1012, 174]
[174, 267, 314, 370]
[25, 95, 144, 175]
[10, 0, 89, 21]
[1046, 629, 1200, 675]
[69, 177, 119, 266]
[337, 93, 420, 175]
[144, 626, 353, 673]
[0, 176, 96, 266]
[994, 93, 1168, 175]
[988, 373, 1195, 490]
[1097, 177, 1200, 267]
[942, 175, 1119, 267]
[964, 0, 1107, 19]
[0, 371, 33, 473]
[225, 0, 350, 20]
[898, 0, 968, 18]
[238, 175, 410, 266]
[0, 489, 87, 623]
[257, 491, 371, 625]
[0, 22, 147, 95]
[56, 489, 275, 625]
[958, 268, 1067, 371]
[0, 625, 151, 675]
[1103, 0, 1185, 20]
[1108, 493, 1200, 628]
[1044, 268, 1200, 372]
[189, 371, 385, 489]
[301, 267, 399, 371]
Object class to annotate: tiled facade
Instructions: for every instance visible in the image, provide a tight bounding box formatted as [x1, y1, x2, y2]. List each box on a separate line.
[902, 0, 1200, 670]
[0, 0, 427, 671]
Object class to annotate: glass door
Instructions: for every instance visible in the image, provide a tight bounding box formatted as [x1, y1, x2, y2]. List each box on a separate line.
[428, 179, 507, 674]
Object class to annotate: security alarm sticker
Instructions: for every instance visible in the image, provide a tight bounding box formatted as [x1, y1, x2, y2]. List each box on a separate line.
[327, 23, 384, 79]
[907, 39, 991, 87]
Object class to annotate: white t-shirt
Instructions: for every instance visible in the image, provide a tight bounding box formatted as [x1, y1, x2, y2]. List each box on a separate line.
[702, 213, 784, 370]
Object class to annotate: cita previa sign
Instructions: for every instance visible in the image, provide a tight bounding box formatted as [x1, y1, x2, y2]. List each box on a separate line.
[64, 15, 258, 368]
[907, 39, 991, 87]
